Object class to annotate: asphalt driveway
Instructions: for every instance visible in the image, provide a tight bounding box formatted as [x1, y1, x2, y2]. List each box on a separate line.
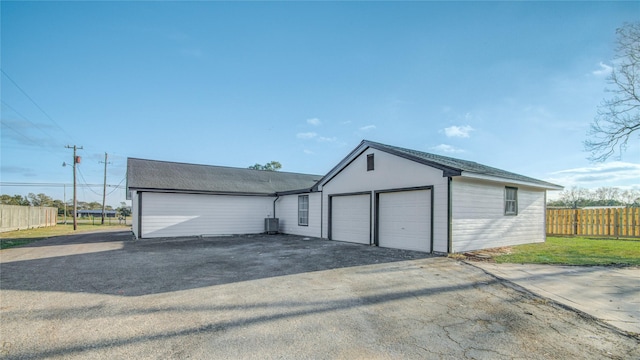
[1, 230, 638, 359]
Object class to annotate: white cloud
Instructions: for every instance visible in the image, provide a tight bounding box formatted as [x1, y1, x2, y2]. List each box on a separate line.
[307, 118, 321, 126]
[296, 132, 317, 139]
[318, 136, 337, 143]
[341, 120, 352, 125]
[303, 149, 314, 155]
[444, 125, 474, 138]
[431, 144, 464, 153]
[546, 161, 640, 188]
[592, 62, 612, 76]
[359, 125, 376, 131]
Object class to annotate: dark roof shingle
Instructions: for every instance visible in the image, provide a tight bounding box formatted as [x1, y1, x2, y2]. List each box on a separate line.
[127, 158, 322, 195]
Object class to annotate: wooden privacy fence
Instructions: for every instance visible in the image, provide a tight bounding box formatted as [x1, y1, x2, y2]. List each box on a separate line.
[0, 205, 58, 233]
[547, 208, 640, 237]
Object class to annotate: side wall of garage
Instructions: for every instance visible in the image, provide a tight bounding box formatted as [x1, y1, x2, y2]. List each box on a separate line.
[131, 190, 139, 238]
[275, 192, 322, 237]
[138, 192, 275, 238]
[451, 177, 546, 252]
[321, 148, 449, 252]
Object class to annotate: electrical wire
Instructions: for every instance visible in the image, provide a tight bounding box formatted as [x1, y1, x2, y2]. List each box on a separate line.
[1, 100, 62, 147]
[1, 69, 76, 143]
[1, 182, 125, 188]
[106, 177, 126, 196]
[76, 166, 104, 196]
[0, 120, 41, 146]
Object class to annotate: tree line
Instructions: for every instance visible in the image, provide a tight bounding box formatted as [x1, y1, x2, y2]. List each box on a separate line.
[0, 193, 131, 217]
[547, 187, 640, 209]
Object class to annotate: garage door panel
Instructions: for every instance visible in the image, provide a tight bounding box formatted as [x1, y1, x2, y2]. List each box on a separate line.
[378, 190, 431, 252]
[141, 192, 273, 238]
[331, 194, 370, 244]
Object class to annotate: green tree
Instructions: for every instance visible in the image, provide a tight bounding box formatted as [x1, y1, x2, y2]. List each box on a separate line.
[52, 199, 66, 215]
[86, 201, 102, 210]
[27, 193, 54, 207]
[586, 22, 640, 161]
[0, 194, 30, 206]
[248, 161, 282, 171]
[117, 202, 131, 217]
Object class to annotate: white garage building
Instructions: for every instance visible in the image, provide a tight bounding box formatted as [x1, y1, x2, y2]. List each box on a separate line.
[127, 140, 562, 253]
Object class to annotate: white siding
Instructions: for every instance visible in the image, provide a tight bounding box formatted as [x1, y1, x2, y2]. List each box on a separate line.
[321, 148, 449, 252]
[275, 193, 322, 237]
[378, 189, 431, 252]
[451, 177, 546, 252]
[131, 191, 139, 238]
[140, 192, 274, 238]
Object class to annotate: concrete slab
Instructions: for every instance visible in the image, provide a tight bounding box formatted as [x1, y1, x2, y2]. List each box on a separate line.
[1, 231, 638, 359]
[470, 262, 640, 335]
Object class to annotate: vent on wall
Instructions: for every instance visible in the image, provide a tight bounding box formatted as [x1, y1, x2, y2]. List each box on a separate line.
[265, 218, 279, 234]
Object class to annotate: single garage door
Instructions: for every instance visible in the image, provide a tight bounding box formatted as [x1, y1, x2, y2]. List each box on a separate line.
[377, 189, 431, 252]
[330, 193, 371, 244]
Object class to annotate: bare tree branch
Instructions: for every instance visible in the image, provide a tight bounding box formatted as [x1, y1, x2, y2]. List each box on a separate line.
[586, 22, 640, 162]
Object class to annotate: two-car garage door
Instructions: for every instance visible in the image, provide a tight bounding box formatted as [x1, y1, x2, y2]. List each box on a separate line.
[330, 188, 432, 252]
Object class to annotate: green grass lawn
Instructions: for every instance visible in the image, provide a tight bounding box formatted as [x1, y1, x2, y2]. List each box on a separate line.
[0, 222, 130, 249]
[493, 236, 640, 266]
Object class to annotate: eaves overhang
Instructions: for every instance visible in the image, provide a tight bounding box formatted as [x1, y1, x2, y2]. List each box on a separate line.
[458, 172, 564, 190]
[127, 187, 278, 197]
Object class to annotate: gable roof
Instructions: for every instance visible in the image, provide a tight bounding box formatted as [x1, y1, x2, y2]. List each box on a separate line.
[127, 158, 322, 196]
[317, 140, 563, 190]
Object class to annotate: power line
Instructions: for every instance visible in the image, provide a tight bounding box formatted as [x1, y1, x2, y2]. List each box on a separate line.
[0, 182, 125, 188]
[76, 166, 103, 196]
[106, 177, 126, 196]
[0, 120, 41, 146]
[1, 69, 76, 143]
[1, 100, 61, 145]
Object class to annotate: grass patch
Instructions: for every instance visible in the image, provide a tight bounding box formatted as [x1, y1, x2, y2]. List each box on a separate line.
[493, 236, 640, 266]
[0, 223, 130, 249]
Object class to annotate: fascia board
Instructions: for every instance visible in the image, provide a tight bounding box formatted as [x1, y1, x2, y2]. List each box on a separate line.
[459, 172, 564, 190]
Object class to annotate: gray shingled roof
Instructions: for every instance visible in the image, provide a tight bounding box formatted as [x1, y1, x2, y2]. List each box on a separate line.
[127, 158, 322, 195]
[364, 140, 562, 189]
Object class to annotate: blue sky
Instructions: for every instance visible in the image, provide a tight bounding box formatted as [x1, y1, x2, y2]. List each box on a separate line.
[2, 1, 639, 207]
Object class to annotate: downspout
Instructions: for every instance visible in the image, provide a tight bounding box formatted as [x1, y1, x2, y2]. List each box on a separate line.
[320, 190, 323, 238]
[273, 195, 280, 219]
[137, 192, 143, 239]
[447, 177, 453, 254]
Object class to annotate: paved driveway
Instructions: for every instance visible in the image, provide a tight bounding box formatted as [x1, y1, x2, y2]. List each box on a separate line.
[471, 262, 640, 334]
[1, 230, 638, 359]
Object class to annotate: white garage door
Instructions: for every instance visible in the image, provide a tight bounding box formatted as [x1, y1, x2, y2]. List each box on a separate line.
[378, 189, 431, 252]
[140, 192, 273, 238]
[331, 194, 371, 244]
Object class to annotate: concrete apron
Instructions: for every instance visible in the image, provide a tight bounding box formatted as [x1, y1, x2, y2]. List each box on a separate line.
[469, 262, 640, 335]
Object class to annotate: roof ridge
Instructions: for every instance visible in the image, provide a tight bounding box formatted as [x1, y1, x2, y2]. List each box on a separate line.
[127, 157, 322, 177]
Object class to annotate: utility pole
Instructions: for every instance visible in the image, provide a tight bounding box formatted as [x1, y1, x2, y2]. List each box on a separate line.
[63, 184, 67, 224]
[65, 145, 83, 230]
[99, 152, 111, 225]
